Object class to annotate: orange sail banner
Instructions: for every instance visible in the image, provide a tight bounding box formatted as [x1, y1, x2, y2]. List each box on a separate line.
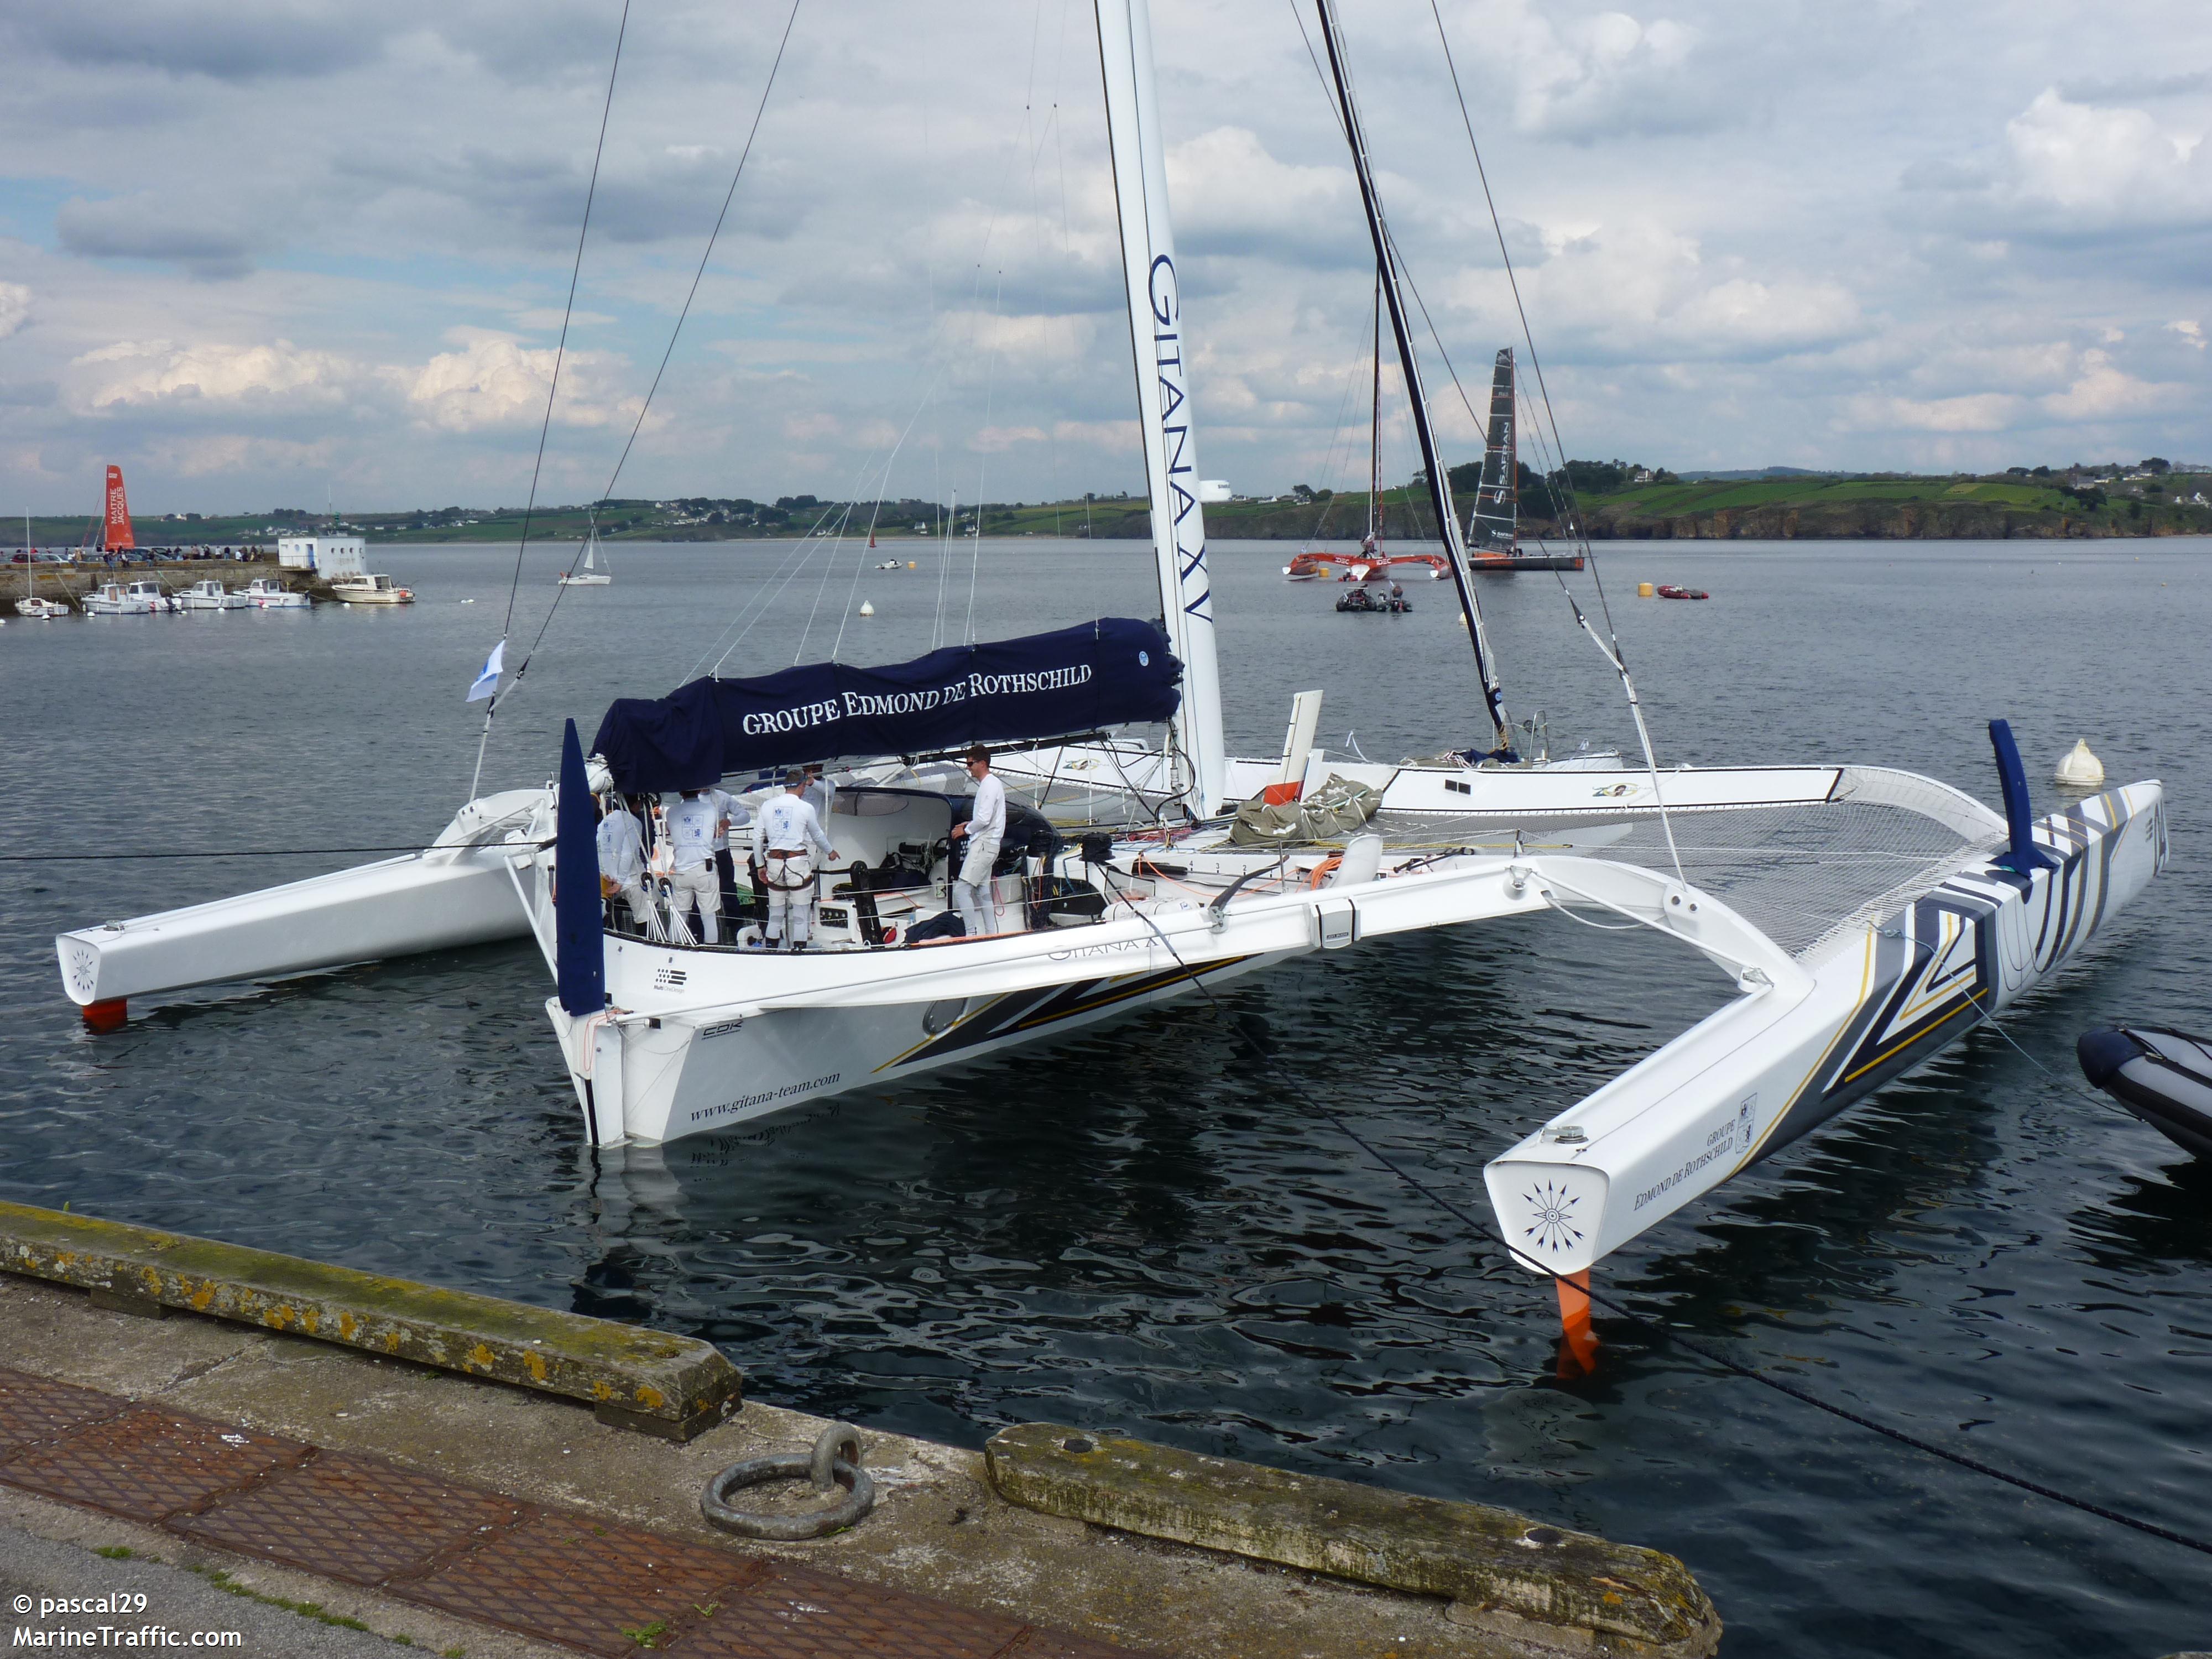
[103, 466, 136, 551]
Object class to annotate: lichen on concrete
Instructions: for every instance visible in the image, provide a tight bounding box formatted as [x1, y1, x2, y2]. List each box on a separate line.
[987, 1423, 1720, 1657]
[0, 1201, 738, 1431]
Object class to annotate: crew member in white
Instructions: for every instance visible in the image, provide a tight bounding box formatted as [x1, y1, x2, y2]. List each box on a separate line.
[950, 744, 1004, 937]
[801, 764, 837, 823]
[707, 785, 753, 933]
[751, 768, 834, 950]
[665, 788, 722, 944]
[596, 794, 650, 932]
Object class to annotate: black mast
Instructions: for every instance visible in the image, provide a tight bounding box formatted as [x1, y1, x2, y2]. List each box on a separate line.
[1314, 0, 1511, 752]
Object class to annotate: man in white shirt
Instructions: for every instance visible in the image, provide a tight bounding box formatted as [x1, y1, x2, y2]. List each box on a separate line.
[801, 765, 837, 823]
[949, 744, 1004, 937]
[596, 794, 649, 932]
[750, 768, 834, 950]
[707, 786, 753, 934]
[665, 788, 722, 944]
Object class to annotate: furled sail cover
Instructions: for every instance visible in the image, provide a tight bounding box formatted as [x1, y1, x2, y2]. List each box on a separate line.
[592, 617, 1181, 792]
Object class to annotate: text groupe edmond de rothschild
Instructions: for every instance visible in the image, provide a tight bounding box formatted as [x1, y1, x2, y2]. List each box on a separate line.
[737, 664, 1099, 735]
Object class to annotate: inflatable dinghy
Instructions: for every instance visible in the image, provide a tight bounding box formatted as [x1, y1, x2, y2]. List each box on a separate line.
[2078, 1025, 2212, 1159]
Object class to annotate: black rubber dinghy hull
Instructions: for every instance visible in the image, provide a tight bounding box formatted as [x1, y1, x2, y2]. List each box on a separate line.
[2078, 1025, 2212, 1159]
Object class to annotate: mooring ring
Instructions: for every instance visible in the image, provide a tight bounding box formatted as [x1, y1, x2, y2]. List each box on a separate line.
[701, 1422, 878, 1540]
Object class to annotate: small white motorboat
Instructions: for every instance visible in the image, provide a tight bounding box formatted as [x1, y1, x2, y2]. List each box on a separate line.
[82, 581, 165, 616]
[241, 578, 310, 610]
[331, 572, 415, 605]
[13, 596, 68, 619]
[176, 580, 247, 611]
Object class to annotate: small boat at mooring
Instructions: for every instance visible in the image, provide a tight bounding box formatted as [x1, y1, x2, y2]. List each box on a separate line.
[1656, 584, 1708, 601]
[2078, 1025, 2212, 1158]
[1336, 585, 1410, 613]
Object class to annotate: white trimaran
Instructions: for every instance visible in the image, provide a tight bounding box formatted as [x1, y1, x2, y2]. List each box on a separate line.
[54, 2, 2166, 1322]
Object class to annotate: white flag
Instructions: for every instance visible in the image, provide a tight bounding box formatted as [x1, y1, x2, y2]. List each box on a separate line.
[467, 639, 505, 703]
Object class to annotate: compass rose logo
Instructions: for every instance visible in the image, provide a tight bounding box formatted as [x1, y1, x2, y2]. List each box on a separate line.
[1522, 1178, 1585, 1255]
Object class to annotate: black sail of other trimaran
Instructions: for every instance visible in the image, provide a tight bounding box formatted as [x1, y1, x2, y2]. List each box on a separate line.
[1469, 348, 1517, 557]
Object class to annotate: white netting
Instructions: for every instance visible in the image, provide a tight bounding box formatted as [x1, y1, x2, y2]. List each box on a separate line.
[1593, 803, 2000, 957]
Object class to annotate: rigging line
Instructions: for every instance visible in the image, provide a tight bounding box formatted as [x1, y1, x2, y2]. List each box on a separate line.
[965, 267, 1005, 646]
[3, 846, 464, 863]
[794, 495, 864, 664]
[701, 494, 858, 680]
[1423, 0, 1624, 650]
[494, 0, 630, 641]
[508, 0, 801, 710]
[1100, 869, 2212, 1564]
[586, 0, 799, 526]
[831, 380, 943, 662]
[685, 497, 842, 679]
[468, 0, 630, 803]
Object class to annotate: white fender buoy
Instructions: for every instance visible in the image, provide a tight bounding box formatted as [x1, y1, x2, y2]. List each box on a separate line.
[858, 599, 875, 617]
[2054, 739, 2104, 788]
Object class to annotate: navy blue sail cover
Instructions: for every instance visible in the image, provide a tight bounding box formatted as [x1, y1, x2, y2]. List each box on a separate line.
[592, 617, 1181, 791]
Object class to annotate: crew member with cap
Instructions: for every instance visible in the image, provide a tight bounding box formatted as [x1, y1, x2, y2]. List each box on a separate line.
[665, 787, 722, 944]
[752, 768, 834, 950]
[949, 744, 1004, 937]
[596, 793, 650, 932]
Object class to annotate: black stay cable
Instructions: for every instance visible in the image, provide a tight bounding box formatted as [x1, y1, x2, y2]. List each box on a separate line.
[1096, 867, 2212, 1562]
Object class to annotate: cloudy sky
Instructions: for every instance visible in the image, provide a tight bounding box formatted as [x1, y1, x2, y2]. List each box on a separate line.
[2, 0, 2207, 515]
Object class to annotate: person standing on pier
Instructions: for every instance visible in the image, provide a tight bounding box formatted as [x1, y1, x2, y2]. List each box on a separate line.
[752, 769, 833, 951]
[950, 745, 1004, 938]
[666, 789, 722, 945]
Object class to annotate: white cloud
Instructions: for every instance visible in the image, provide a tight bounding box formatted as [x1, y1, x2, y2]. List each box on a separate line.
[2169, 320, 2206, 351]
[0, 282, 28, 338]
[395, 331, 635, 432]
[1447, 221, 1860, 362]
[1166, 127, 1357, 262]
[2037, 349, 2187, 420]
[1458, 1, 1718, 142]
[67, 337, 352, 411]
[1838, 392, 2025, 434]
[2005, 89, 2207, 212]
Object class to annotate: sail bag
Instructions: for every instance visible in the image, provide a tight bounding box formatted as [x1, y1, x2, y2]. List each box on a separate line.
[592, 617, 1181, 792]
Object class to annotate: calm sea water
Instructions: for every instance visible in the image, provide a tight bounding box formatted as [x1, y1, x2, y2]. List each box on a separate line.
[3, 538, 2208, 1657]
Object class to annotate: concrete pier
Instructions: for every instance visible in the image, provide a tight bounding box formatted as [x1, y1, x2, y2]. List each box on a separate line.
[0, 1206, 1720, 1657]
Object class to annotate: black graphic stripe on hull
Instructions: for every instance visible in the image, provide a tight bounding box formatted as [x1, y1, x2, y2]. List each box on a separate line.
[889, 957, 1255, 1070]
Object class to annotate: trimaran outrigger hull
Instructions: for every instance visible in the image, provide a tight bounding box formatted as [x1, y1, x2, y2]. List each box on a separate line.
[1485, 780, 2166, 1276]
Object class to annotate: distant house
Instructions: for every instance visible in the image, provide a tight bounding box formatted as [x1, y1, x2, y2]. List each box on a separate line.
[277, 535, 367, 576]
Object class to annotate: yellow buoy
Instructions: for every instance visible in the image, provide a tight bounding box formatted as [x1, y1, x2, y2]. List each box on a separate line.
[2054, 739, 2104, 788]
[1637, 581, 1655, 598]
[907, 560, 917, 569]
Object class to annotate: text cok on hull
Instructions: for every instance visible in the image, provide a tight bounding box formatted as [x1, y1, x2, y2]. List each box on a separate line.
[52, 2, 2167, 1353]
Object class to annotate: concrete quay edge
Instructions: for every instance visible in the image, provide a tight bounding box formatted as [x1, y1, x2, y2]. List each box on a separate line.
[987, 1422, 1721, 1658]
[0, 1200, 739, 1436]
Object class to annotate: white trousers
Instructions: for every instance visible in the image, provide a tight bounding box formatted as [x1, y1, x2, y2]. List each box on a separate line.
[613, 880, 651, 933]
[669, 863, 719, 944]
[764, 853, 815, 947]
[953, 835, 1000, 937]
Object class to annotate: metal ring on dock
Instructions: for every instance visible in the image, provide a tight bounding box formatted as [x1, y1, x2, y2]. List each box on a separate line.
[701, 1422, 878, 1540]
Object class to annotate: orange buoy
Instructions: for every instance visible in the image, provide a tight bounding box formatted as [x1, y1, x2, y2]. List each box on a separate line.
[82, 998, 127, 1032]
